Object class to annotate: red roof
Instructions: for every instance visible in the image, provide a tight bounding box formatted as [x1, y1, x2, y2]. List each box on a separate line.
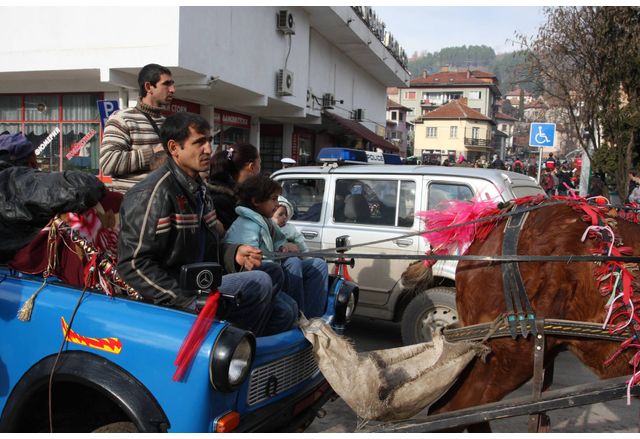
[494, 111, 517, 121]
[323, 111, 399, 153]
[505, 88, 533, 97]
[410, 70, 497, 87]
[387, 98, 411, 111]
[417, 99, 493, 123]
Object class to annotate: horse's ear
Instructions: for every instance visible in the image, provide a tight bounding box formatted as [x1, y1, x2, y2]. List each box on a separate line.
[401, 260, 433, 292]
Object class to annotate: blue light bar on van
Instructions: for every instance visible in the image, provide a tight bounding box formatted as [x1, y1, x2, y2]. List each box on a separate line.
[383, 153, 402, 164]
[317, 148, 369, 164]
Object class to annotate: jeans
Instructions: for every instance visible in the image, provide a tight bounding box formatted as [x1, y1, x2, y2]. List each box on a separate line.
[257, 262, 298, 335]
[218, 270, 273, 336]
[281, 257, 328, 318]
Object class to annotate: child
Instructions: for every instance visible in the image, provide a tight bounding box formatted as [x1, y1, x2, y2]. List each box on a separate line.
[272, 196, 308, 253]
[225, 175, 328, 318]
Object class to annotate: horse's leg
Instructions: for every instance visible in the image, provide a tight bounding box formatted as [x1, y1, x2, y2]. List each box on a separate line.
[432, 338, 537, 415]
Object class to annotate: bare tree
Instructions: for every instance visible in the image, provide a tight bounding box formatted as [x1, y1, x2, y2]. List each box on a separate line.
[518, 6, 640, 199]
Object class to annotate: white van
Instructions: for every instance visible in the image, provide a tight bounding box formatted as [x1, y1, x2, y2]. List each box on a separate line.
[272, 155, 544, 344]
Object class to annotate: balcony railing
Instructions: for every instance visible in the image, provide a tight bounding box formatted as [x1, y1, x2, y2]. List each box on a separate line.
[464, 137, 491, 147]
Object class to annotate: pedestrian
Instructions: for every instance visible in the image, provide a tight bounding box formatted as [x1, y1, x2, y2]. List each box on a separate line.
[512, 157, 524, 174]
[556, 164, 574, 196]
[207, 143, 261, 232]
[281, 157, 296, 168]
[627, 170, 640, 203]
[100, 63, 176, 192]
[541, 167, 555, 196]
[225, 174, 328, 318]
[116, 112, 294, 335]
[544, 152, 558, 171]
[489, 154, 505, 170]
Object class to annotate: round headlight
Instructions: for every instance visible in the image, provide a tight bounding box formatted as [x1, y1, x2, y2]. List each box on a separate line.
[210, 325, 256, 392]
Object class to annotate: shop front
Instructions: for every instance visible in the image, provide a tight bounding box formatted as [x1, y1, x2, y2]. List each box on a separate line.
[213, 109, 251, 152]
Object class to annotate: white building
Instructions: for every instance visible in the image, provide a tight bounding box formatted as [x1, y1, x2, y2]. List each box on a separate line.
[0, 6, 409, 174]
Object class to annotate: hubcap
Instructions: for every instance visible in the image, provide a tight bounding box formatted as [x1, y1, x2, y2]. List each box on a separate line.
[417, 306, 458, 342]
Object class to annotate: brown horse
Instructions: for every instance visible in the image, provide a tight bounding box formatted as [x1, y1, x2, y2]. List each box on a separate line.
[414, 200, 640, 430]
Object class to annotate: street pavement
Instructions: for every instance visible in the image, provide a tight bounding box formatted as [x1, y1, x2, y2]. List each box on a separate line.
[306, 316, 639, 433]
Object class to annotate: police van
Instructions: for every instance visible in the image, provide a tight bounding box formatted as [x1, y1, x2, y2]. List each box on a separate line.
[272, 148, 545, 345]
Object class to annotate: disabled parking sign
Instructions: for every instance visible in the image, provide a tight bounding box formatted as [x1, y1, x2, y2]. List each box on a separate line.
[529, 123, 556, 147]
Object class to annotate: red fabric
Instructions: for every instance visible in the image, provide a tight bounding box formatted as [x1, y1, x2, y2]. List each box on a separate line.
[173, 291, 221, 381]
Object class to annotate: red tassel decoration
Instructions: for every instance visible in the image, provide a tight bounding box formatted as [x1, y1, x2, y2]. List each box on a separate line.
[173, 291, 220, 381]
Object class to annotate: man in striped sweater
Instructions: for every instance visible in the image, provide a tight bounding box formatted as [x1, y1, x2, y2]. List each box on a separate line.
[100, 64, 175, 192]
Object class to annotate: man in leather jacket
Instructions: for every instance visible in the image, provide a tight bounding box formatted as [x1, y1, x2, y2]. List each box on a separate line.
[117, 112, 295, 335]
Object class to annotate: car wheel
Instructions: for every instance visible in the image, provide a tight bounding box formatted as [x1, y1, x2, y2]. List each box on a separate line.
[92, 422, 138, 433]
[400, 287, 458, 345]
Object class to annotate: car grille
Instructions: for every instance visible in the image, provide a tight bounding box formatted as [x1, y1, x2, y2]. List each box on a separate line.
[247, 346, 318, 406]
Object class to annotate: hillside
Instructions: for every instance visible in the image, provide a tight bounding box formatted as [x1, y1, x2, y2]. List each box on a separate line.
[407, 45, 536, 95]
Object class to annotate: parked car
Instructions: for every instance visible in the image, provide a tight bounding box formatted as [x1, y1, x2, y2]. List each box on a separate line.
[0, 241, 358, 432]
[272, 149, 545, 345]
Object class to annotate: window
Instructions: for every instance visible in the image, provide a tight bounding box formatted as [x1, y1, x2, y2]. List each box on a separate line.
[427, 127, 438, 138]
[449, 126, 458, 138]
[428, 182, 474, 210]
[501, 124, 507, 132]
[333, 178, 415, 226]
[405, 91, 416, 100]
[0, 93, 102, 173]
[391, 111, 397, 120]
[399, 112, 404, 122]
[279, 178, 326, 222]
[471, 127, 480, 139]
[469, 91, 482, 100]
[390, 131, 398, 139]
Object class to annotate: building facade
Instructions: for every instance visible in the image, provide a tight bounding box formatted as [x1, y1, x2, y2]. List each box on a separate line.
[413, 98, 495, 164]
[0, 6, 409, 175]
[385, 98, 413, 157]
[390, 67, 501, 124]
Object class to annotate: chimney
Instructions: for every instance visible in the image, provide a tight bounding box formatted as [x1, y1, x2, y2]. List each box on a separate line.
[422, 70, 427, 79]
[466, 69, 470, 79]
[440, 65, 449, 73]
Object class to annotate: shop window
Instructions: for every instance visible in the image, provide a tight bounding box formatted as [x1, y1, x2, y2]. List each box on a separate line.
[0, 93, 102, 173]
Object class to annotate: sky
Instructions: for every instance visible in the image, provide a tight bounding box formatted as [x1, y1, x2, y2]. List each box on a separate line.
[374, 6, 548, 56]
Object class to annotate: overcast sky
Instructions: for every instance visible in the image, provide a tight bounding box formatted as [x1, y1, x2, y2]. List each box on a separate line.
[375, 6, 548, 56]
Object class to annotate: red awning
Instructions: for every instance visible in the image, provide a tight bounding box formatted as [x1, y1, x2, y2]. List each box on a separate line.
[323, 111, 399, 153]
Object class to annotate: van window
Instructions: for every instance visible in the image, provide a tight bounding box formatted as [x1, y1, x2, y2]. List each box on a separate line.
[279, 178, 325, 222]
[428, 182, 474, 210]
[334, 178, 415, 227]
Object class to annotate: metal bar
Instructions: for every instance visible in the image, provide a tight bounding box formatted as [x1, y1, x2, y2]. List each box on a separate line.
[528, 319, 546, 432]
[368, 376, 639, 432]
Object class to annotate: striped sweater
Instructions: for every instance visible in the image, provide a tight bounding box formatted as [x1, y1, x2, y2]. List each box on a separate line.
[99, 101, 165, 191]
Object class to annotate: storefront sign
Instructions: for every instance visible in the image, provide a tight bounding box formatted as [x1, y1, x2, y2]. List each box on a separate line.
[291, 132, 299, 162]
[166, 98, 201, 115]
[35, 127, 61, 156]
[66, 129, 97, 160]
[214, 109, 250, 129]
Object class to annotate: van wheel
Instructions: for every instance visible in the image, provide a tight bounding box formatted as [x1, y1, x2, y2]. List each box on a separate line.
[92, 422, 138, 433]
[401, 287, 458, 345]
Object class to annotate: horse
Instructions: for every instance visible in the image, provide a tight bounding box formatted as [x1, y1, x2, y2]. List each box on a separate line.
[403, 196, 640, 431]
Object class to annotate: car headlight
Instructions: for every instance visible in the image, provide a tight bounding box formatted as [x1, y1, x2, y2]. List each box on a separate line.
[210, 325, 256, 392]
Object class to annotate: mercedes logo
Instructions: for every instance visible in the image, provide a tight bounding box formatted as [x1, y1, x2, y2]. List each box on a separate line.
[196, 270, 214, 290]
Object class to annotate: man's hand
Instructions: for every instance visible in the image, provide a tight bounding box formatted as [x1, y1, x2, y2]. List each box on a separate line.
[280, 242, 299, 253]
[235, 245, 263, 271]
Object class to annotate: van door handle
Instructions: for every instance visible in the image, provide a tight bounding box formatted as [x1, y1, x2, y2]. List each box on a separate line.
[301, 231, 318, 239]
[394, 238, 413, 247]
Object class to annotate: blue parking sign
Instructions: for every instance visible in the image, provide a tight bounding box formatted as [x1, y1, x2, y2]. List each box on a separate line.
[97, 100, 120, 130]
[529, 123, 556, 147]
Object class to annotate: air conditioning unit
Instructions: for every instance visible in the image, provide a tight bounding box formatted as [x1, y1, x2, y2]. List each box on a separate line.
[306, 87, 313, 108]
[352, 108, 365, 121]
[321, 93, 334, 109]
[276, 10, 295, 34]
[276, 69, 294, 96]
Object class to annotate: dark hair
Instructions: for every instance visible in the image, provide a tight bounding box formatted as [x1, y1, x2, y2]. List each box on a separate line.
[236, 174, 281, 208]
[160, 112, 210, 153]
[138, 63, 172, 97]
[210, 143, 259, 181]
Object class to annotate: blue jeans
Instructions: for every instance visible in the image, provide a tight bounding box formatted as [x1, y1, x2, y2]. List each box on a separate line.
[218, 270, 273, 336]
[258, 262, 298, 335]
[281, 257, 328, 318]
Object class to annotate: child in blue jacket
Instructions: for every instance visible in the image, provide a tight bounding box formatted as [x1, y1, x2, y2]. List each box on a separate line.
[224, 175, 328, 318]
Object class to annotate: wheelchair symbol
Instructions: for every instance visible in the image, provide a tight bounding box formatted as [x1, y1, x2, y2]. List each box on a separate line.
[534, 126, 551, 145]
